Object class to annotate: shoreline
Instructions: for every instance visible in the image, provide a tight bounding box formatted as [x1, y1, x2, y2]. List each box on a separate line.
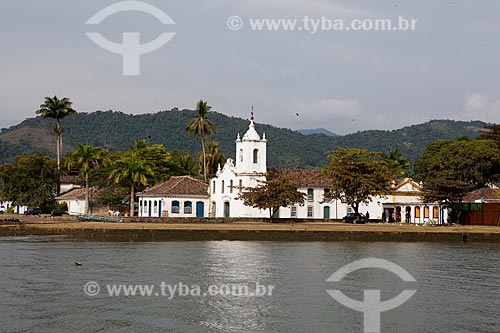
[1, 220, 500, 242]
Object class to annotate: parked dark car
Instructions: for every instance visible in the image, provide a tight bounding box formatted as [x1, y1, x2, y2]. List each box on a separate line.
[24, 207, 42, 215]
[342, 213, 366, 224]
[50, 210, 68, 217]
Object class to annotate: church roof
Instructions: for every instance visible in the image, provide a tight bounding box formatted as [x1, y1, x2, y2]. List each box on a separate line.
[140, 176, 208, 197]
[242, 120, 261, 141]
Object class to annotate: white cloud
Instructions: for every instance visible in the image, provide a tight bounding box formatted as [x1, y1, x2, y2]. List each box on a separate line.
[460, 93, 500, 123]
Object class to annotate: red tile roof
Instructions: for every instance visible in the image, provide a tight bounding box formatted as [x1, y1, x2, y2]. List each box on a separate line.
[463, 187, 500, 202]
[141, 176, 208, 196]
[56, 187, 99, 200]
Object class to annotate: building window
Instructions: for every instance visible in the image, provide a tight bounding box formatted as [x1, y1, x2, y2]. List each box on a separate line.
[424, 206, 429, 218]
[221, 180, 225, 194]
[153, 201, 158, 214]
[172, 201, 180, 214]
[230, 180, 233, 193]
[239, 180, 243, 192]
[239, 149, 243, 162]
[323, 189, 330, 201]
[307, 188, 314, 202]
[291, 206, 297, 218]
[433, 206, 439, 219]
[307, 206, 313, 218]
[212, 180, 216, 194]
[253, 149, 258, 163]
[184, 201, 192, 214]
[415, 206, 420, 219]
[143, 200, 148, 214]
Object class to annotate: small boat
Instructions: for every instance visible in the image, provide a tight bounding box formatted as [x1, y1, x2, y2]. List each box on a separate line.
[76, 214, 123, 223]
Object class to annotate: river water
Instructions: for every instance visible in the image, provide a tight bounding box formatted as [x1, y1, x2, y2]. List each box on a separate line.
[0, 237, 499, 333]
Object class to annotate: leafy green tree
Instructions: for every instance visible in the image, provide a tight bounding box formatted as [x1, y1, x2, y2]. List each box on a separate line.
[35, 96, 77, 170]
[134, 143, 173, 182]
[169, 151, 198, 177]
[200, 141, 226, 178]
[320, 148, 392, 214]
[383, 148, 410, 178]
[65, 144, 107, 214]
[0, 154, 58, 211]
[414, 139, 500, 185]
[414, 138, 500, 222]
[109, 153, 154, 216]
[134, 139, 149, 149]
[422, 179, 474, 223]
[186, 100, 216, 181]
[239, 176, 306, 220]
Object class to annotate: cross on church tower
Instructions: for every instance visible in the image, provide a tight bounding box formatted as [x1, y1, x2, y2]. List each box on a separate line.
[251, 105, 254, 121]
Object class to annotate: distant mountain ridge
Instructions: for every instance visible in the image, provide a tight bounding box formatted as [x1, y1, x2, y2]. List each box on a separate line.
[0, 110, 487, 168]
[297, 128, 338, 136]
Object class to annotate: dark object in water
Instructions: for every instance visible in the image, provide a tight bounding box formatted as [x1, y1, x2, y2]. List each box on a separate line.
[75, 261, 82, 266]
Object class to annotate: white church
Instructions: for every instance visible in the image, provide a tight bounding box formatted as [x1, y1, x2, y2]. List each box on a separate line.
[210, 119, 269, 218]
[136, 118, 444, 223]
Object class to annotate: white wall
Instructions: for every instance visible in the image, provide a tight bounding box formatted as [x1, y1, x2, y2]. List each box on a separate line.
[56, 199, 86, 215]
[139, 196, 209, 218]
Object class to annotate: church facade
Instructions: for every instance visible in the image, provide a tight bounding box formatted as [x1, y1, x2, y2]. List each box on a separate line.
[210, 120, 269, 218]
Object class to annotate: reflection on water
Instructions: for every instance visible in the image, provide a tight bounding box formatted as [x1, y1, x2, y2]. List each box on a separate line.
[0, 239, 499, 332]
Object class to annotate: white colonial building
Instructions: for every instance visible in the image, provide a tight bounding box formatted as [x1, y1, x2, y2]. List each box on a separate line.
[210, 120, 269, 217]
[138, 176, 209, 218]
[55, 187, 98, 215]
[357, 178, 446, 224]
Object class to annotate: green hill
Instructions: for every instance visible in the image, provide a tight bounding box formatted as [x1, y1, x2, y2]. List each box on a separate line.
[0, 109, 486, 168]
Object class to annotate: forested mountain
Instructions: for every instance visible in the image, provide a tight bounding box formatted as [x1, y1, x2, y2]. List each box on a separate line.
[0, 109, 486, 168]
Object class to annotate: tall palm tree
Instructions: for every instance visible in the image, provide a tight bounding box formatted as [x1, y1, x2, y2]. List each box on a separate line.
[66, 144, 106, 215]
[383, 148, 411, 178]
[109, 153, 154, 216]
[199, 140, 226, 178]
[186, 100, 216, 181]
[36, 96, 77, 170]
[170, 151, 198, 176]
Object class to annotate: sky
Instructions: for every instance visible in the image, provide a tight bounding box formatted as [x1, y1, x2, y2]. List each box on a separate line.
[1, 0, 500, 134]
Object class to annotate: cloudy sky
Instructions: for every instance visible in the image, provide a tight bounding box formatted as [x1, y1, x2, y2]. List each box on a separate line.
[1, 0, 500, 134]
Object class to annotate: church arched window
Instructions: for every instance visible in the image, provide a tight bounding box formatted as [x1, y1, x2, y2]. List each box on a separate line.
[253, 149, 258, 163]
[239, 149, 243, 162]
